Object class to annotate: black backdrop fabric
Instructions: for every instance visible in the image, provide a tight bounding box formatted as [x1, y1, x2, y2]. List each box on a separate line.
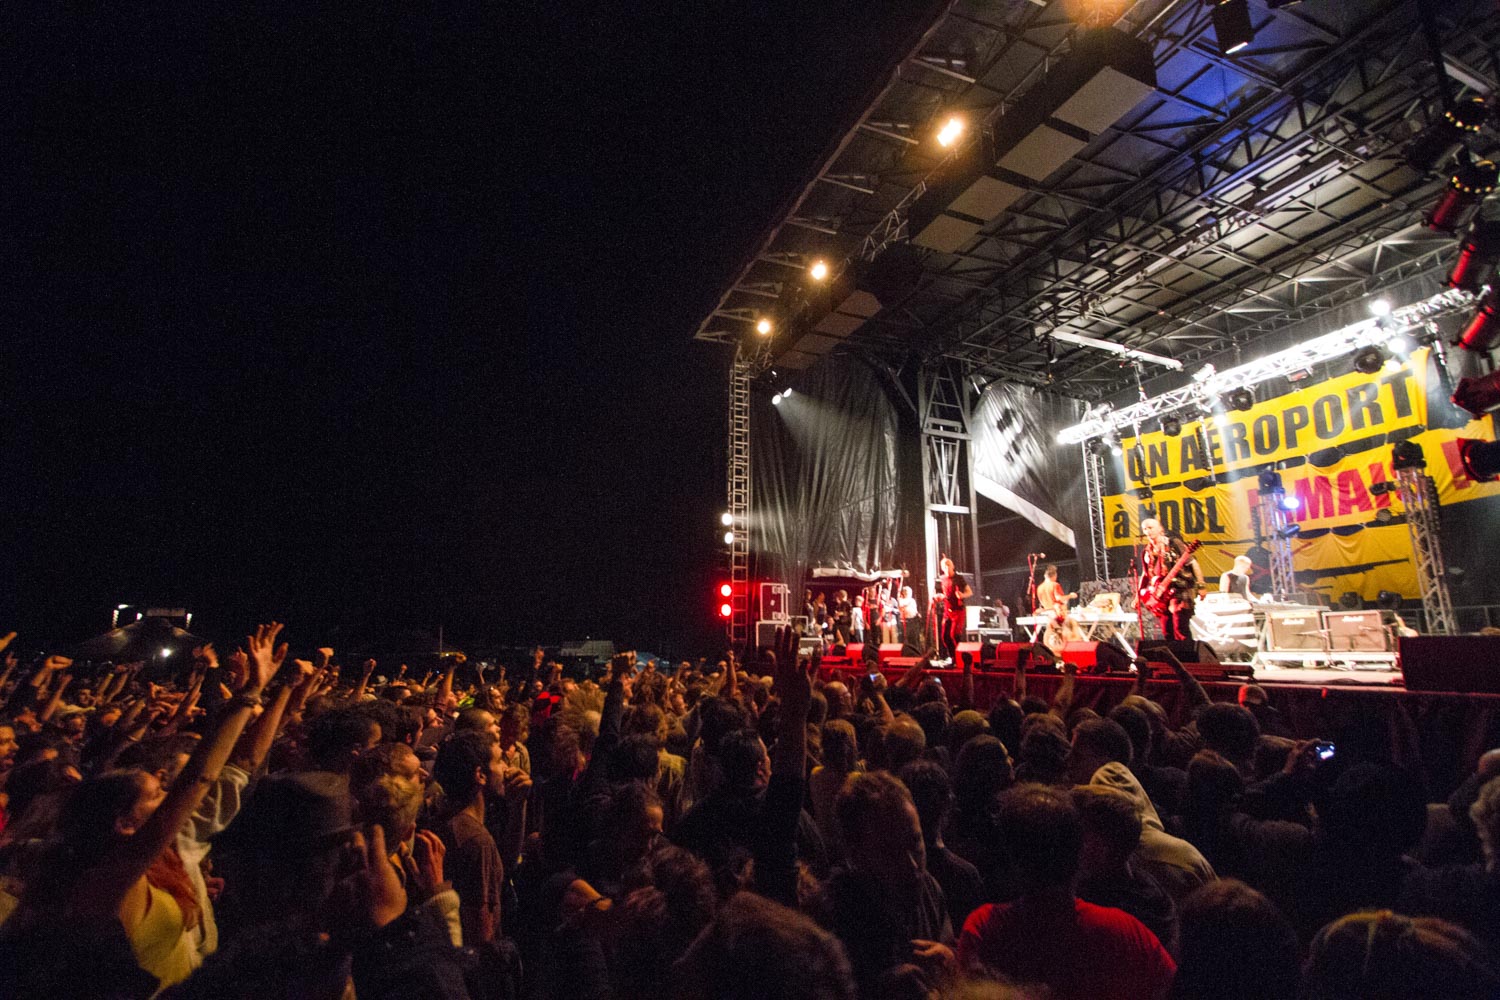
[752, 357, 919, 592]
[972, 382, 1089, 544]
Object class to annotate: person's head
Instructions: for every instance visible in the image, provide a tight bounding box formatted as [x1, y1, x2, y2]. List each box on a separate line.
[58, 768, 164, 849]
[909, 701, 949, 749]
[1195, 702, 1260, 766]
[821, 719, 858, 773]
[1252, 735, 1296, 782]
[1170, 879, 1299, 1000]
[941, 556, 955, 575]
[433, 730, 501, 808]
[949, 710, 989, 755]
[953, 735, 1013, 812]
[987, 699, 1023, 759]
[898, 759, 954, 848]
[1070, 786, 1141, 879]
[1302, 911, 1498, 1000]
[0, 722, 17, 770]
[853, 594, 863, 607]
[609, 734, 665, 785]
[1107, 704, 1151, 766]
[455, 708, 500, 742]
[1045, 565, 1058, 581]
[614, 846, 717, 1000]
[822, 682, 851, 719]
[880, 718, 927, 772]
[305, 708, 381, 774]
[1471, 775, 1500, 873]
[675, 892, 856, 1000]
[624, 703, 669, 746]
[1317, 762, 1427, 859]
[1233, 555, 1253, 574]
[900, 586, 912, 600]
[1015, 720, 1072, 786]
[1066, 718, 1133, 784]
[835, 589, 847, 602]
[719, 730, 771, 794]
[994, 784, 1083, 894]
[605, 781, 665, 867]
[1141, 517, 1163, 541]
[837, 771, 926, 893]
[1183, 750, 1244, 828]
[350, 743, 425, 842]
[814, 593, 826, 607]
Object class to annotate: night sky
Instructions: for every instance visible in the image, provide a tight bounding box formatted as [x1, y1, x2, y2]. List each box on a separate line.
[1, 4, 936, 655]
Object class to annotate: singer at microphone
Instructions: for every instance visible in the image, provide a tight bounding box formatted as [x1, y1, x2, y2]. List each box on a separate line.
[1035, 564, 1077, 616]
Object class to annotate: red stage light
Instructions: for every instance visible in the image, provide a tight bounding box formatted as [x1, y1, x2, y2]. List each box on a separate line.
[719, 583, 733, 598]
[718, 602, 733, 618]
[1452, 370, 1500, 417]
[1459, 287, 1500, 353]
[1448, 219, 1500, 292]
[1425, 159, 1498, 234]
[1458, 438, 1500, 482]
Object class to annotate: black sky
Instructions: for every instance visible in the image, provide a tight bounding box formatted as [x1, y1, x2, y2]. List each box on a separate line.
[1, 4, 935, 656]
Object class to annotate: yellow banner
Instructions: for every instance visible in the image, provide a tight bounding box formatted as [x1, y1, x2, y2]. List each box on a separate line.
[1105, 350, 1500, 601]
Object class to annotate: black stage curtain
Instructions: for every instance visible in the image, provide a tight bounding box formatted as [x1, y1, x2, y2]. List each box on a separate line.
[972, 382, 1089, 547]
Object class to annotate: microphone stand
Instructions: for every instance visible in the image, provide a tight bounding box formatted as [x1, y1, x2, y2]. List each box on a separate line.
[1026, 553, 1041, 616]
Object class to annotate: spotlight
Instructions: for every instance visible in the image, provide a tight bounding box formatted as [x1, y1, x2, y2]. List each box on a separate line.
[1385, 333, 1413, 358]
[160, 647, 172, 658]
[781, 387, 792, 397]
[1453, 370, 1500, 417]
[1458, 286, 1500, 353]
[1258, 470, 1283, 492]
[936, 115, 965, 148]
[1210, 0, 1255, 56]
[1449, 212, 1500, 293]
[1375, 508, 1394, 523]
[1391, 439, 1426, 471]
[719, 602, 733, 619]
[1370, 480, 1395, 497]
[809, 259, 830, 282]
[1353, 346, 1385, 375]
[1406, 97, 1489, 174]
[1376, 590, 1402, 611]
[720, 512, 733, 526]
[1368, 298, 1393, 318]
[1086, 438, 1107, 456]
[723, 531, 735, 545]
[719, 583, 733, 598]
[1135, 486, 1155, 500]
[1424, 159, 1498, 234]
[1161, 416, 1182, 437]
[756, 317, 773, 336]
[1193, 364, 1216, 382]
[1226, 388, 1254, 412]
[1276, 524, 1301, 539]
[1457, 438, 1500, 482]
[1280, 495, 1301, 512]
[1338, 592, 1361, 611]
[1110, 441, 1123, 456]
[772, 393, 783, 406]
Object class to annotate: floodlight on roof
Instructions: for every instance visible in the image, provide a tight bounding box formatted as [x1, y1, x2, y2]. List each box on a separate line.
[1210, 0, 1254, 56]
[936, 116, 965, 148]
[1369, 299, 1392, 318]
[809, 259, 830, 282]
[755, 317, 773, 336]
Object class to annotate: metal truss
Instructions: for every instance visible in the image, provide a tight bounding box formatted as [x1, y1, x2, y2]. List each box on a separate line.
[1394, 466, 1456, 636]
[1058, 287, 1475, 443]
[726, 349, 755, 647]
[918, 361, 981, 620]
[1255, 492, 1298, 602]
[1081, 442, 1111, 585]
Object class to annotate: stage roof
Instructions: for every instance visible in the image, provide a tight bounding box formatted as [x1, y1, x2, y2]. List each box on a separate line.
[692, 0, 1499, 400]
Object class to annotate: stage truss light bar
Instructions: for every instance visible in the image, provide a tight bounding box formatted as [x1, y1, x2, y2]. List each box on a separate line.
[1050, 330, 1184, 371]
[1056, 288, 1475, 444]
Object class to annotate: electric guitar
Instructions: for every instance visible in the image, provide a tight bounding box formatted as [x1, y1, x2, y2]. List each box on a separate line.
[1138, 539, 1203, 615]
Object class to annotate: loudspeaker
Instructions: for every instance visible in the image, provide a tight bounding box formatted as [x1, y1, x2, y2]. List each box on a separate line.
[755, 620, 782, 650]
[1324, 610, 1389, 652]
[1061, 641, 1135, 674]
[1138, 640, 1220, 665]
[844, 643, 864, 662]
[1029, 642, 1058, 671]
[798, 636, 824, 658]
[877, 643, 905, 664]
[993, 642, 1031, 670]
[1267, 611, 1325, 651]
[956, 641, 989, 671]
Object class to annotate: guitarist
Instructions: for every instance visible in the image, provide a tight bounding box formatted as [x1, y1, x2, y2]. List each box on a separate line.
[1140, 517, 1204, 641]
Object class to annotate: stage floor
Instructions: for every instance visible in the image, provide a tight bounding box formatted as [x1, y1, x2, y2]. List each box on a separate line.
[1250, 662, 1403, 687]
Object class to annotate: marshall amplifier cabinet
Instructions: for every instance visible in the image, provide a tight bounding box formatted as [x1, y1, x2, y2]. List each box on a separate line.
[1266, 610, 1326, 652]
[1324, 610, 1389, 652]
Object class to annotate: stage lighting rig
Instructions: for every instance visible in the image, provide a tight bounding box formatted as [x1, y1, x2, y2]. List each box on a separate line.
[1423, 158, 1498, 234]
[1458, 438, 1500, 482]
[1406, 97, 1489, 175]
[1226, 387, 1255, 412]
[1458, 286, 1500, 353]
[1209, 0, 1254, 56]
[1258, 470, 1284, 493]
[1451, 369, 1500, 417]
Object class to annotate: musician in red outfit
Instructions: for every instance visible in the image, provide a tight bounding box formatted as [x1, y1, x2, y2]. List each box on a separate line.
[1139, 517, 1203, 641]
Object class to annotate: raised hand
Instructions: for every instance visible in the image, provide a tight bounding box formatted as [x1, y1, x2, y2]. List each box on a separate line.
[344, 825, 407, 929]
[0, 632, 15, 654]
[316, 647, 334, 670]
[408, 829, 447, 902]
[243, 622, 288, 695]
[226, 649, 251, 690]
[43, 654, 73, 673]
[362, 658, 377, 677]
[193, 643, 219, 670]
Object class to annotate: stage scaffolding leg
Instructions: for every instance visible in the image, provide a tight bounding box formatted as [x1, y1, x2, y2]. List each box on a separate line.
[918, 362, 981, 617]
[1394, 466, 1456, 636]
[1082, 443, 1110, 585]
[1256, 493, 1297, 600]
[726, 351, 753, 647]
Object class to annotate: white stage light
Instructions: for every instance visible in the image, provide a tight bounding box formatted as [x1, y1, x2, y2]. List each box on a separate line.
[782, 387, 792, 397]
[809, 260, 829, 282]
[723, 531, 735, 545]
[756, 317, 773, 335]
[720, 512, 733, 526]
[772, 393, 782, 406]
[936, 116, 965, 148]
[1370, 298, 1393, 318]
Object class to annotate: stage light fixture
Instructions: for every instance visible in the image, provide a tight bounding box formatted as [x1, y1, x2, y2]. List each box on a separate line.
[1161, 415, 1182, 437]
[1353, 346, 1385, 375]
[1369, 298, 1393, 318]
[1276, 524, 1301, 539]
[1458, 286, 1500, 353]
[771, 393, 783, 406]
[1258, 470, 1283, 492]
[719, 602, 733, 619]
[781, 387, 792, 397]
[1458, 438, 1500, 482]
[1338, 592, 1361, 611]
[1110, 440, 1123, 456]
[1391, 439, 1426, 471]
[719, 583, 733, 598]
[808, 259, 830, 282]
[1376, 590, 1401, 611]
[755, 317, 773, 335]
[936, 115, 965, 148]
[720, 512, 733, 527]
[1086, 438, 1107, 456]
[1385, 333, 1413, 358]
[1280, 495, 1301, 512]
[723, 531, 735, 545]
[1453, 370, 1500, 417]
[1193, 364, 1216, 382]
[1405, 97, 1489, 174]
[1226, 388, 1254, 412]
[1424, 159, 1499, 234]
[1210, 0, 1254, 56]
[1448, 214, 1500, 292]
[1369, 481, 1394, 497]
[1375, 508, 1394, 523]
[160, 647, 172, 658]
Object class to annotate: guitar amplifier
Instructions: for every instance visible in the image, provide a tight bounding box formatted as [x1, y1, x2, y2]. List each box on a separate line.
[1324, 610, 1389, 652]
[1266, 610, 1326, 651]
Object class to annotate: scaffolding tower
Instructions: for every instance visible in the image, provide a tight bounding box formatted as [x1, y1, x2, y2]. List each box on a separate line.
[1081, 443, 1111, 585]
[1393, 464, 1456, 636]
[725, 351, 753, 647]
[1256, 492, 1298, 600]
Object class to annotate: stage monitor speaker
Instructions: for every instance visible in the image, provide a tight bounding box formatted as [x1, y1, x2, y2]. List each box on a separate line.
[1138, 640, 1219, 665]
[798, 636, 824, 658]
[754, 620, 784, 650]
[844, 643, 863, 661]
[992, 642, 1031, 670]
[885, 656, 925, 669]
[1401, 636, 1500, 693]
[1267, 611, 1325, 651]
[1324, 610, 1389, 651]
[877, 643, 905, 664]
[1028, 642, 1058, 671]
[955, 641, 991, 671]
[1061, 641, 1135, 674]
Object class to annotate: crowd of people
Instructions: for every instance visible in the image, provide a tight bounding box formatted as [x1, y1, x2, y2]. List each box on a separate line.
[0, 622, 1497, 999]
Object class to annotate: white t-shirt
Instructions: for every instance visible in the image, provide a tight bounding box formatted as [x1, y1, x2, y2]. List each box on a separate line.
[899, 596, 919, 621]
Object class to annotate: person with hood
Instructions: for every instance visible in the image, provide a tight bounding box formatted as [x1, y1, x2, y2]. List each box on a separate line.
[1090, 761, 1215, 904]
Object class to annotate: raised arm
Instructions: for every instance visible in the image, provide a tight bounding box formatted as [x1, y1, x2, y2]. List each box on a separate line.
[1159, 646, 1210, 711]
[760, 628, 816, 906]
[1050, 660, 1076, 720]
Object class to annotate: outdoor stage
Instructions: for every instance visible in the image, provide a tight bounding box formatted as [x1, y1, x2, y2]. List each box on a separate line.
[821, 662, 1500, 799]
